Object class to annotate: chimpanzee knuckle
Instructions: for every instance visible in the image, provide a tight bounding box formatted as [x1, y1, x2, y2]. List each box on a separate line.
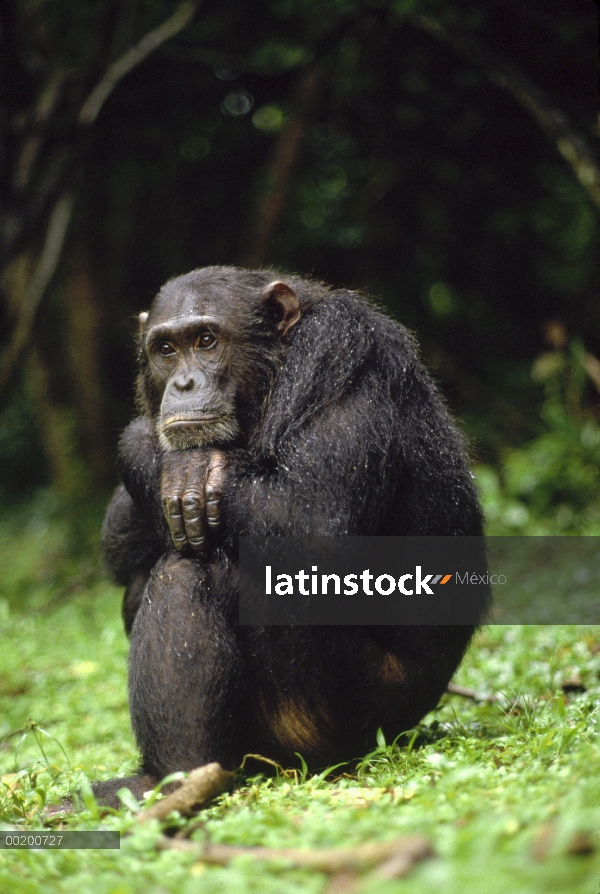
[185, 526, 206, 552]
[210, 449, 227, 464]
[167, 524, 187, 550]
[182, 491, 203, 510]
[205, 500, 221, 530]
[206, 460, 227, 492]
[188, 536, 207, 553]
[204, 482, 223, 500]
[162, 480, 184, 502]
[164, 496, 182, 516]
[163, 497, 186, 545]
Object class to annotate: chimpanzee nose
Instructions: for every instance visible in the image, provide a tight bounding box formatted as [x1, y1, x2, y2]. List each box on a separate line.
[173, 374, 194, 392]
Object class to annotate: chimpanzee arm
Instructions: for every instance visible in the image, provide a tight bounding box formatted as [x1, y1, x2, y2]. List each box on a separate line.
[117, 417, 163, 521]
[101, 484, 163, 586]
[117, 416, 227, 554]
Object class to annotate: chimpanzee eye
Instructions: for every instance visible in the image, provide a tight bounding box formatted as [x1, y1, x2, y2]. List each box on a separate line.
[158, 342, 175, 356]
[199, 331, 217, 349]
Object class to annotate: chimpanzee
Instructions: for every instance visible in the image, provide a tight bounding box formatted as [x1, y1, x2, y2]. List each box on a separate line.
[96, 265, 485, 807]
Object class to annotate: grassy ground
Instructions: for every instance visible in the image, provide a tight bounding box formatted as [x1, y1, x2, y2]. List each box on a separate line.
[0, 506, 599, 893]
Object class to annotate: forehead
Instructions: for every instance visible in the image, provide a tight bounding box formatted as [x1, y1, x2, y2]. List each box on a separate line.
[147, 272, 248, 327]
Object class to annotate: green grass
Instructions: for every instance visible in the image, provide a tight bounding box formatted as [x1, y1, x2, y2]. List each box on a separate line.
[0, 510, 599, 892]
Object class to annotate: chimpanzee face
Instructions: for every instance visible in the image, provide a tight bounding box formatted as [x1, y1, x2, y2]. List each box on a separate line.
[139, 270, 301, 451]
[146, 308, 240, 452]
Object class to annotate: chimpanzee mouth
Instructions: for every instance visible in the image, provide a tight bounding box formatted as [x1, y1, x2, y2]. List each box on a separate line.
[159, 414, 240, 451]
[163, 415, 219, 430]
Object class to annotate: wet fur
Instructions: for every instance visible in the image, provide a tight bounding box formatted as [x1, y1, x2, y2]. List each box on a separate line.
[98, 266, 487, 808]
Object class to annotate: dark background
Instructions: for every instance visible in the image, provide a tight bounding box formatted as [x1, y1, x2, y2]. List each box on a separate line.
[1, 0, 598, 540]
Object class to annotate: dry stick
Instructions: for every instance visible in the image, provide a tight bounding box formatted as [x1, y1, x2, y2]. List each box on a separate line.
[407, 13, 600, 210]
[446, 682, 520, 710]
[140, 764, 431, 882]
[79, 1, 198, 126]
[136, 763, 234, 822]
[157, 833, 433, 876]
[446, 682, 500, 703]
[0, 192, 73, 393]
[241, 65, 323, 269]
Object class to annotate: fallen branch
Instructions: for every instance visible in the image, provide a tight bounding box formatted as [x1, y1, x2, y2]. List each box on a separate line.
[446, 682, 500, 703]
[446, 683, 524, 710]
[157, 833, 433, 876]
[137, 763, 234, 822]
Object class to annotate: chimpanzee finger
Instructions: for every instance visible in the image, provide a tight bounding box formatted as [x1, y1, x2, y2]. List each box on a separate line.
[164, 496, 187, 549]
[205, 459, 227, 530]
[181, 490, 206, 552]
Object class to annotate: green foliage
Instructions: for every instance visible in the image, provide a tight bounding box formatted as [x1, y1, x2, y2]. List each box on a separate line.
[0, 491, 106, 612]
[476, 341, 600, 534]
[252, 39, 312, 70]
[1, 565, 599, 892]
[0, 383, 48, 496]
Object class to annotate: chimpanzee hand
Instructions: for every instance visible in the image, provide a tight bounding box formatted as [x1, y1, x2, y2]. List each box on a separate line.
[160, 449, 228, 553]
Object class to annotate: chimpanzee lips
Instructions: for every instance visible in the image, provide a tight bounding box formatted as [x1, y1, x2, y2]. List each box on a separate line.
[159, 413, 240, 451]
[163, 414, 218, 430]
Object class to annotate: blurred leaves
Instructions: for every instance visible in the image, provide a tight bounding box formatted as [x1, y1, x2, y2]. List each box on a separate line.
[476, 338, 600, 534]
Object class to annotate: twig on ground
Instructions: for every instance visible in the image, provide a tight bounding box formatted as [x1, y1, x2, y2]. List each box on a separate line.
[137, 762, 234, 822]
[156, 833, 433, 876]
[446, 682, 500, 703]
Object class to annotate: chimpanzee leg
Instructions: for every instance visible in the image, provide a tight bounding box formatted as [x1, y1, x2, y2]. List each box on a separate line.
[128, 553, 241, 779]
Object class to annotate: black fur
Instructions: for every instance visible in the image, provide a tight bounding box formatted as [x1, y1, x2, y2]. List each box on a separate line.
[98, 266, 485, 807]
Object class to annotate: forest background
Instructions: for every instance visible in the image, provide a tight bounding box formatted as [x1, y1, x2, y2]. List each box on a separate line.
[0, 0, 599, 555]
[0, 4, 599, 892]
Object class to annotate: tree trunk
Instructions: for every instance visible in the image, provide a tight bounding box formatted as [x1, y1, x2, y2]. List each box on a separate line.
[64, 250, 109, 489]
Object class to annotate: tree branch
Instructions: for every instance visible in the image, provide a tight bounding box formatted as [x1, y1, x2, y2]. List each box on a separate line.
[0, 191, 73, 394]
[78, 1, 198, 126]
[13, 72, 64, 192]
[407, 12, 600, 210]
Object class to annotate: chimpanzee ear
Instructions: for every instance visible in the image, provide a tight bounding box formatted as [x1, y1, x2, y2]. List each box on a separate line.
[262, 281, 301, 337]
[138, 312, 149, 337]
